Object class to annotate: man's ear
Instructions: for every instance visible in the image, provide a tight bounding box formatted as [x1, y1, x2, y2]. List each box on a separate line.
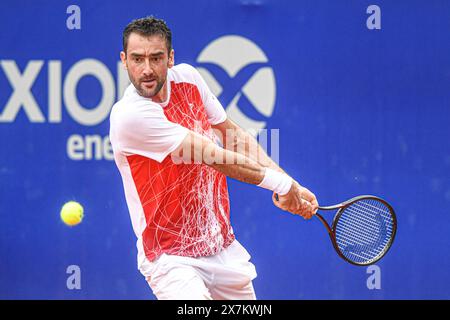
[168, 49, 175, 68]
[120, 51, 127, 69]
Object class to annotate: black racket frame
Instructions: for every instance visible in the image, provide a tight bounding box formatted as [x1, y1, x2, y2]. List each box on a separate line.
[315, 195, 397, 266]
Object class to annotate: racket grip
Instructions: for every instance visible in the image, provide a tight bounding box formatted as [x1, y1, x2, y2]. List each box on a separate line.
[275, 193, 279, 201]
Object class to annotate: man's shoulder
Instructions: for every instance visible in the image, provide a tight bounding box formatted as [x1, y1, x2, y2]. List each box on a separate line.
[171, 63, 197, 74]
[110, 85, 160, 125]
[170, 63, 200, 85]
[113, 84, 140, 108]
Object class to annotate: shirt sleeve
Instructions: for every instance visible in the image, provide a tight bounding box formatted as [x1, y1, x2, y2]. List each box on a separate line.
[115, 100, 189, 163]
[187, 64, 227, 125]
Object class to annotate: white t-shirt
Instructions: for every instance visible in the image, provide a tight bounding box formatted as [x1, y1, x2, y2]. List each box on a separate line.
[109, 63, 234, 268]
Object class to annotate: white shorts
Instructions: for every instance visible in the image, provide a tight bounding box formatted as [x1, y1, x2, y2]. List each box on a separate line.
[139, 240, 258, 300]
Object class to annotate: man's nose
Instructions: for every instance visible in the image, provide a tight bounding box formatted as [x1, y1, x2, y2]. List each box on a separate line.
[142, 59, 153, 76]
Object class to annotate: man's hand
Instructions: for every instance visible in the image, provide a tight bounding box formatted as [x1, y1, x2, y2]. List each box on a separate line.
[272, 181, 319, 219]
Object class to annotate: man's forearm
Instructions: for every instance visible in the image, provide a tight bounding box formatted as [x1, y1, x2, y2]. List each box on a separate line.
[171, 131, 265, 186]
[225, 127, 286, 174]
[209, 148, 265, 185]
[171, 130, 293, 198]
[205, 142, 292, 196]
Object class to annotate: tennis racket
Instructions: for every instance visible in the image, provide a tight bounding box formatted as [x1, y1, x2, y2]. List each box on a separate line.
[275, 194, 397, 266]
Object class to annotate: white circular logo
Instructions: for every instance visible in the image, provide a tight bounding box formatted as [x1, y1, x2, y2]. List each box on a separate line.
[196, 35, 276, 131]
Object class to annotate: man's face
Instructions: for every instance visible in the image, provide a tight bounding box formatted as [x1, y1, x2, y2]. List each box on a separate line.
[121, 33, 174, 100]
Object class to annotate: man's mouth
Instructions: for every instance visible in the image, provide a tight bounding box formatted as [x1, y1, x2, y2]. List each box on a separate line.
[141, 79, 156, 87]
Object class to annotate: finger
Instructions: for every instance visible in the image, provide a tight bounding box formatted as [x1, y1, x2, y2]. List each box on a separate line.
[301, 189, 318, 214]
[288, 200, 303, 215]
[301, 188, 316, 203]
[301, 200, 314, 219]
[311, 198, 319, 214]
[290, 205, 303, 214]
[310, 195, 319, 208]
[277, 198, 291, 209]
[289, 207, 303, 216]
[289, 203, 308, 218]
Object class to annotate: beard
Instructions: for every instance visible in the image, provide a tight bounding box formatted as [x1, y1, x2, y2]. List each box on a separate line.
[130, 74, 166, 99]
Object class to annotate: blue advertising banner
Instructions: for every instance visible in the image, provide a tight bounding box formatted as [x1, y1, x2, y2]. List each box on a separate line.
[0, 0, 449, 299]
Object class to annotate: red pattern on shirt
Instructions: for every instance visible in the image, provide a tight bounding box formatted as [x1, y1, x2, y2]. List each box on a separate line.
[126, 81, 234, 262]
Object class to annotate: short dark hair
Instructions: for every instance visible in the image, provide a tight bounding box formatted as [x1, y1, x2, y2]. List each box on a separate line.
[122, 16, 172, 54]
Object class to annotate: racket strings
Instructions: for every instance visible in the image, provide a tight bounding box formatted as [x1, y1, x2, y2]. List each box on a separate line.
[340, 201, 392, 252]
[342, 200, 393, 260]
[334, 199, 395, 264]
[338, 206, 393, 241]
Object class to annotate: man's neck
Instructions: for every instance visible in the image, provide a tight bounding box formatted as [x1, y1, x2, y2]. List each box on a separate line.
[151, 79, 169, 104]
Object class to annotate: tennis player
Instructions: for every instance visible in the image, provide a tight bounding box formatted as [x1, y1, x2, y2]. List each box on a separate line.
[109, 16, 318, 300]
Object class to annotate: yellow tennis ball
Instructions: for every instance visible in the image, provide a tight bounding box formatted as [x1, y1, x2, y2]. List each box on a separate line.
[60, 201, 84, 226]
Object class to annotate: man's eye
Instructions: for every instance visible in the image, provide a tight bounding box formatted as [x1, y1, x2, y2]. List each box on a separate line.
[134, 57, 142, 63]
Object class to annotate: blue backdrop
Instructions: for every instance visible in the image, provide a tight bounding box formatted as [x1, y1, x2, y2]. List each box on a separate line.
[1, 0, 449, 299]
